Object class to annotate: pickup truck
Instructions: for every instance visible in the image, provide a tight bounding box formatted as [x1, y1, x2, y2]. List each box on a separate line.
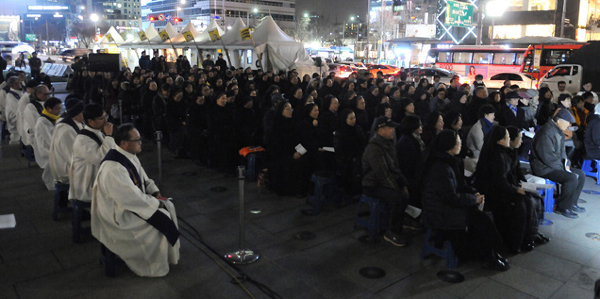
[539, 41, 600, 94]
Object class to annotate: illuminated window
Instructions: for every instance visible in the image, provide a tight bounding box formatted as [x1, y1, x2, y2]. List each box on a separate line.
[453, 52, 473, 64]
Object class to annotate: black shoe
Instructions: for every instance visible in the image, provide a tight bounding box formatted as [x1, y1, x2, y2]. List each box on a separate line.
[482, 256, 510, 272]
[520, 243, 534, 252]
[383, 230, 407, 247]
[555, 208, 579, 219]
[572, 205, 586, 213]
[534, 233, 550, 245]
[495, 253, 508, 264]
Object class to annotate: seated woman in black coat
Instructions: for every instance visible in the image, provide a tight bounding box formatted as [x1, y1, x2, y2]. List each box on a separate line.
[207, 92, 237, 172]
[396, 114, 425, 207]
[266, 101, 305, 197]
[506, 126, 549, 246]
[351, 95, 370, 133]
[421, 111, 444, 147]
[473, 125, 537, 253]
[421, 130, 508, 271]
[334, 108, 366, 197]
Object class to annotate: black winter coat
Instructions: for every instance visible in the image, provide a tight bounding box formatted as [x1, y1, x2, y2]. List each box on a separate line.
[421, 152, 478, 230]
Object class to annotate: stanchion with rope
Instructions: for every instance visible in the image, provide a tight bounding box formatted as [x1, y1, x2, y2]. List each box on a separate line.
[156, 130, 163, 190]
[224, 166, 259, 264]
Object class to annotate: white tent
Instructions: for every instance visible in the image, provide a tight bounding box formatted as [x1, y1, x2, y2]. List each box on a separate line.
[93, 16, 318, 74]
[170, 21, 200, 43]
[99, 26, 126, 45]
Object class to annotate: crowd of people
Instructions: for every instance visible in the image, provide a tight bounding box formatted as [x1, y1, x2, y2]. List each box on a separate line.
[0, 49, 597, 276]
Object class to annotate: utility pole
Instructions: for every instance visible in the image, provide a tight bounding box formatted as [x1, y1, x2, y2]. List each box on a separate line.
[560, 0, 567, 37]
[365, 0, 370, 62]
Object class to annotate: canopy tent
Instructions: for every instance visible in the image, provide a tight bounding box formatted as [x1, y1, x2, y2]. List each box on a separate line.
[93, 16, 319, 74]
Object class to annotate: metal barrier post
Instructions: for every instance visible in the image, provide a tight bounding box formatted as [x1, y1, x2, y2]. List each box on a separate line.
[156, 131, 163, 190]
[224, 166, 259, 264]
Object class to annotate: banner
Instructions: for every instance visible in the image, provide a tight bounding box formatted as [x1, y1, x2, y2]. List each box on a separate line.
[159, 30, 170, 42]
[208, 29, 220, 42]
[105, 33, 114, 43]
[240, 27, 251, 40]
[138, 30, 148, 41]
[182, 30, 194, 42]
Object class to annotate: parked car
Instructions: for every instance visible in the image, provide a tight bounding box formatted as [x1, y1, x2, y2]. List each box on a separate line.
[483, 72, 535, 90]
[368, 64, 401, 80]
[327, 63, 354, 78]
[58, 48, 92, 62]
[408, 67, 458, 85]
[337, 61, 368, 74]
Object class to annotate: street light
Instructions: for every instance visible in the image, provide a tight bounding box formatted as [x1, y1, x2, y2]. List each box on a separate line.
[487, 1, 506, 45]
[90, 13, 99, 38]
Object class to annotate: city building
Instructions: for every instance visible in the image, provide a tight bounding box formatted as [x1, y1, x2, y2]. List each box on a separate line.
[141, 0, 296, 33]
[91, 0, 142, 30]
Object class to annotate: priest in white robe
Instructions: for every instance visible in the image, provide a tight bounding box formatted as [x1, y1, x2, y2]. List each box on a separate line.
[4, 76, 23, 144]
[49, 98, 85, 206]
[34, 97, 62, 190]
[92, 124, 180, 277]
[17, 81, 37, 143]
[69, 104, 115, 203]
[22, 85, 50, 148]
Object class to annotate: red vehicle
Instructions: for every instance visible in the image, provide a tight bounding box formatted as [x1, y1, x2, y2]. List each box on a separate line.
[368, 64, 401, 80]
[520, 43, 586, 80]
[428, 45, 526, 84]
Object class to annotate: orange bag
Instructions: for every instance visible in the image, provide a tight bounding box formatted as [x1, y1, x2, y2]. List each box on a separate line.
[239, 146, 265, 157]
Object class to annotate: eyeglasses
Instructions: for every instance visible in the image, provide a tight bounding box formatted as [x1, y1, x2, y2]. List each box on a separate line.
[126, 138, 142, 143]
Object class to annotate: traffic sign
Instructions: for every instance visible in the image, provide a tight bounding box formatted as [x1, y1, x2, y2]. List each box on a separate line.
[158, 14, 165, 21]
[165, 14, 171, 21]
[445, 0, 474, 28]
[25, 34, 37, 41]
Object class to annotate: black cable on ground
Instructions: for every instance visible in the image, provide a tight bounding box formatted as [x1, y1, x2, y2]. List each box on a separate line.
[177, 216, 283, 299]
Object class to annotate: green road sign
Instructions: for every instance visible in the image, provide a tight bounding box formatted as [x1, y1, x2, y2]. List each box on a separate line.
[446, 0, 474, 28]
[25, 34, 37, 41]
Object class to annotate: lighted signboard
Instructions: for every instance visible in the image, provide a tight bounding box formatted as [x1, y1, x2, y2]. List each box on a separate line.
[27, 6, 70, 11]
[445, 0, 474, 28]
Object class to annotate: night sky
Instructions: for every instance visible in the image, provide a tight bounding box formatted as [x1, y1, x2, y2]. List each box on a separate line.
[295, 0, 367, 26]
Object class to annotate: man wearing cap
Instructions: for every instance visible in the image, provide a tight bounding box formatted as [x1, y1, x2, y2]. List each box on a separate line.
[498, 91, 528, 129]
[29, 52, 42, 80]
[362, 116, 409, 246]
[69, 104, 115, 204]
[530, 108, 586, 219]
[49, 98, 85, 207]
[4, 76, 23, 144]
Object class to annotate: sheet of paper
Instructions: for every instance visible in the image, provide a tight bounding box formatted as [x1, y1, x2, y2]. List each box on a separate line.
[521, 182, 553, 193]
[322, 147, 335, 153]
[295, 143, 307, 155]
[464, 169, 473, 177]
[0, 214, 16, 229]
[405, 205, 422, 218]
[523, 130, 535, 139]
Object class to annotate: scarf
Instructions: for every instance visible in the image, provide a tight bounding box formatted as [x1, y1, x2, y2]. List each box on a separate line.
[41, 108, 59, 123]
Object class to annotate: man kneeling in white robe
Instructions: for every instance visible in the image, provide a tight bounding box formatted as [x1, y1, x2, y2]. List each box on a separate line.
[91, 124, 180, 277]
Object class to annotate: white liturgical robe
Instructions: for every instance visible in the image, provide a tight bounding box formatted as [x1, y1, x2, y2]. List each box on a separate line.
[49, 119, 84, 184]
[91, 146, 180, 277]
[68, 128, 115, 202]
[5, 88, 23, 144]
[34, 115, 56, 190]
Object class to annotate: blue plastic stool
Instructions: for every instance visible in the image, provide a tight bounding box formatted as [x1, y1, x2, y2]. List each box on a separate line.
[354, 194, 389, 240]
[582, 159, 600, 185]
[21, 144, 36, 167]
[306, 172, 338, 215]
[420, 228, 458, 269]
[53, 183, 71, 221]
[72, 200, 91, 243]
[542, 179, 555, 213]
[100, 244, 120, 277]
[244, 151, 265, 181]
